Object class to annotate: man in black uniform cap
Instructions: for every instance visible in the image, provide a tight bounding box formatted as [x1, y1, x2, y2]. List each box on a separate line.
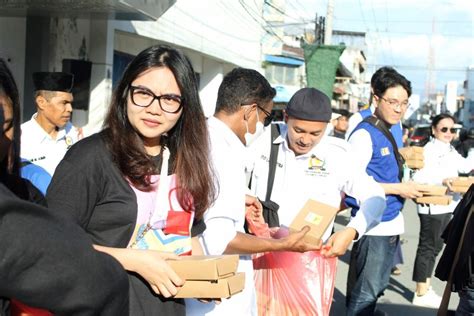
[21, 72, 81, 178]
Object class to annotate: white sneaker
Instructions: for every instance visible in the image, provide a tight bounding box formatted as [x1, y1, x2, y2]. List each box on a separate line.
[412, 287, 442, 308]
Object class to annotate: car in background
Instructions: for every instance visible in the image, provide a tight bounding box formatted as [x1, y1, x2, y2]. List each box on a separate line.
[407, 124, 431, 147]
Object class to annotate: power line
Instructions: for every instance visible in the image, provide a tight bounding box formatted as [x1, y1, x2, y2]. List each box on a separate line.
[366, 64, 469, 72]
[332, 18, 473, 24]
[238, 0, 286, 44]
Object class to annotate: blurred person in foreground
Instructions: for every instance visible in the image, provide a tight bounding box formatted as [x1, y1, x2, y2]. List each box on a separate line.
[345, 67, 423, 316]
[0, 57, 129, 315]
[411, 113, 474, 308]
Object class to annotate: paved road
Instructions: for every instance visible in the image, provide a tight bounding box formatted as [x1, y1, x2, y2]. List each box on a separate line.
[330, 199, 460, 316]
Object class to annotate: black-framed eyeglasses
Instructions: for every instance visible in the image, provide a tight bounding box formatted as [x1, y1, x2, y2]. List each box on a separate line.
[439, 127, 457, 134]
[129, 85, 183, 113]
[257, 106, 274, 127]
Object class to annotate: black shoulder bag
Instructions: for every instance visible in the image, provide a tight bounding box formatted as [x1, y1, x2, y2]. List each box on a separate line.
[363, 116, 405, 181]
[259, 123, 281, 227]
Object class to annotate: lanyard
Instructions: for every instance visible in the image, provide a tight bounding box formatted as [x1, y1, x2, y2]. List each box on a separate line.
[150, 146, 171, 227]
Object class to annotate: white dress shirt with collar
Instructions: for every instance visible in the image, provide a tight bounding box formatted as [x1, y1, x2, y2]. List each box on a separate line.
[186, 116, 257, 315]
[413, 138, 474, 215]
[248, 123, 386, 241]
[21, 113, 80, 177]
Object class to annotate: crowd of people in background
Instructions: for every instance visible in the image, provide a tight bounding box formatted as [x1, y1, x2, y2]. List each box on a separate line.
[0, 44, 473, 316]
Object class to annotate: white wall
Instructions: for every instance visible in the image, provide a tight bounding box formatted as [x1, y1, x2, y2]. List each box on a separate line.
[49, 18, 90, 72]
[115, 0, 263, 71]
[444, 81, 458, 114]
[200, 59, 224, 117]
[112, 0, 265, 117]
[0, 17, 27, 112]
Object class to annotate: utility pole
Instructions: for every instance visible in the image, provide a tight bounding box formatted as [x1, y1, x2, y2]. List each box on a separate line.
[324, 0, 334, 45]
[425, 16, 436, 107]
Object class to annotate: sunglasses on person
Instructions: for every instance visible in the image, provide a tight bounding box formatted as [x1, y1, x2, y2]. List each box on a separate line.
[439, 127, 456, 134]
[257, 106, 274, 127]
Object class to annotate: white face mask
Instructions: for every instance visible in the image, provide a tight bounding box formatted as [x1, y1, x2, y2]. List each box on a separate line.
[244, 109, 265, 147]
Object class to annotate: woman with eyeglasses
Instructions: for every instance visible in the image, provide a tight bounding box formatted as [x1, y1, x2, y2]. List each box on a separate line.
[46, 45, 216, 315]
[411, 113, 474, 308]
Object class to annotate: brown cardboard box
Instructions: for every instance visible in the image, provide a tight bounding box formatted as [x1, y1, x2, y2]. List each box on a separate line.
[405, 159, 424, 169]
[289, 199, 339, 245]
[399, 147, 424, 169]
[451, 186, 468, 193]
[399, 147, 424, 160]
[415, 184, 447, 196]
[168, 255, 239, 280]
[451, 177, 474, 188]
[174, 272, 245, 298]
[415, 195, 452, 205]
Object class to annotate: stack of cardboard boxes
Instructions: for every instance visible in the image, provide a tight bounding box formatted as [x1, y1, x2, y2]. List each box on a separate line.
[450, 177, 474, 193]
[415, 184, 452, 205]
[399, 146, 424, 169]
[168, 255, 245, 298]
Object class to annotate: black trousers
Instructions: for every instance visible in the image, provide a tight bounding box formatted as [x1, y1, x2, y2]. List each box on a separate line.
[412, 212, 452, 282]
[0, 184, 130, 315]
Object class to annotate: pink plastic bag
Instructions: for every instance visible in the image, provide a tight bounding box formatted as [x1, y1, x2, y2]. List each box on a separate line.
[246, 214, 337, 316]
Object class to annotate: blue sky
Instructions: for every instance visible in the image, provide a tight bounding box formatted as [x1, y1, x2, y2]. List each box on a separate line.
[284, 0, 473, 101]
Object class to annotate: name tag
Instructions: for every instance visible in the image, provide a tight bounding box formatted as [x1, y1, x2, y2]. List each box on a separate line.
[381, 147, 390, 156]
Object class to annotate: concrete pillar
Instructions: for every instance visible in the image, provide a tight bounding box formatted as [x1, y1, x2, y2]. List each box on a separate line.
[199, 58, 224, 117]
[83, 19, 115, 136]
[23, 17, 50, 121]
[0, 17, 26, 119]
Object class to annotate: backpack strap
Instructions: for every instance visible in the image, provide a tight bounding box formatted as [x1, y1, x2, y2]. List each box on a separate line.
[265, 123, 281, 201]
[363, 116, 405, 181]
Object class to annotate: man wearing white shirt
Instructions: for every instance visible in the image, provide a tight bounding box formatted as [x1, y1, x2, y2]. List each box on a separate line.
[248, 87, 386, 258]
[186, 68, 319, 316]
[345, 68, 423, 315]
[21, 72, 81, 178]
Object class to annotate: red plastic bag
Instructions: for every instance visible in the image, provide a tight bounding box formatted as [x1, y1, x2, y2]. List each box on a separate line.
[10, 299, 52, 316]
[246, 214, 337, 316]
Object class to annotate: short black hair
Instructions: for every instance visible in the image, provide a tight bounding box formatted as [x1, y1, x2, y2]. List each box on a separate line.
[215, 67, 276, 114]
[372, 67, 412, 99]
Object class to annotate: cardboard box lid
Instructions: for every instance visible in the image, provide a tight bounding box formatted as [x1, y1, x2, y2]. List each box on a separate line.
[289, 199, 339, 244]
[415, 195, 452, 205]
[174, 272, 245, 298]
[168, 255, 239, 281]
[452, 177, 474, 187]
[415, 184, 447, 196]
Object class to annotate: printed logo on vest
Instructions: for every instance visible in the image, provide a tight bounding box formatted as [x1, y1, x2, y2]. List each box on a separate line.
[380, 147, 390, 156]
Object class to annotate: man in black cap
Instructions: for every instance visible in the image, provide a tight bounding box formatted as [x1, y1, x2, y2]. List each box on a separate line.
[247, 87, 386, 258]
[21, 72, 81, 180]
